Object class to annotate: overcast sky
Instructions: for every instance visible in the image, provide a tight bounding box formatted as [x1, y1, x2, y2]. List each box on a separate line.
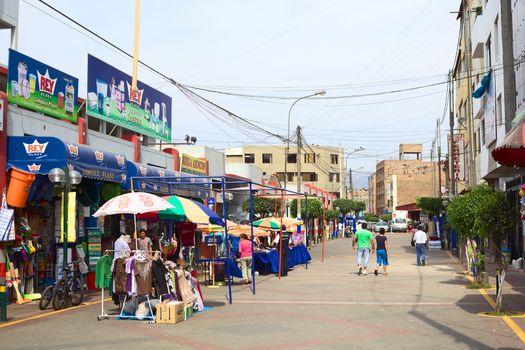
[0, 0, 460, 188]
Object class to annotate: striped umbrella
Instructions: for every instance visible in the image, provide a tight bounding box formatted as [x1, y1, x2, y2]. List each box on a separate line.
[228, 224, 269, 237]
[252, 218, 282, 230]
[137, 195, 224, 225]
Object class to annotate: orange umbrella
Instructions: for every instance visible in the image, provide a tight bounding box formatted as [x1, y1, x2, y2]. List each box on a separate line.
[228, 224, 269, 237]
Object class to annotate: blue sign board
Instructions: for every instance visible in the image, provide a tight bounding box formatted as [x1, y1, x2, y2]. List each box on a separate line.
[87, 55, 172, 141]
[7, 49, 79, 122]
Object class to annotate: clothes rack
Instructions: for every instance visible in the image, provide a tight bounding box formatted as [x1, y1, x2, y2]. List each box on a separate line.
[97, 249, 161, 321]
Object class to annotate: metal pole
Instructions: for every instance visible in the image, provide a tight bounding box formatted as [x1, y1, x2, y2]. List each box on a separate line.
[62, 170, 69, 279]
[349, 169, 353, 199]
[304, 194, 309, 248]
[131, 0, 141, 90]
[221, 177, 232, 304]
[296, 125, 302, 217]
[463, 0, 476, 188]
[321, 198, 325, 262]
[448, 71, 456, 197]
[249, 182, 255, 294]
[278, 189, 285, 280]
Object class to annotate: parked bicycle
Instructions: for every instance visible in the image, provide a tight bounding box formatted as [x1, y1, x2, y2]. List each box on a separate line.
[39, 259, 86, 311]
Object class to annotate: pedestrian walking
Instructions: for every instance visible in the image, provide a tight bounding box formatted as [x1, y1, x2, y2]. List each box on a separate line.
[374, 228, 389, 275]
[412, 224, 428, 266]
[352, 222, 375, 275]
[238, 233, 253, 284]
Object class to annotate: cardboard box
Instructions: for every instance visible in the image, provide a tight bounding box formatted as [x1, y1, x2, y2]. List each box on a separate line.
[156, 301, 184, 324]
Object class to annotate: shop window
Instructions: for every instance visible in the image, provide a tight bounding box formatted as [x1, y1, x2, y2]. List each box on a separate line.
[262, 153, 272, 164]
[244, 153, 255, 163]
[304, 153, 316, 163]
[330, 154, 338, 164]
[287, 153, 297, 163]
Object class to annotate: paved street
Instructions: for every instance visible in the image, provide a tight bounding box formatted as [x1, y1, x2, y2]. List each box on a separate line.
[2, 233, 524, 350]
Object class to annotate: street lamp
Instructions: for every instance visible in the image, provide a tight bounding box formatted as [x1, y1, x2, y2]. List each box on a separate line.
[284, 90, 326, 191]
[49, 168, 82, 279]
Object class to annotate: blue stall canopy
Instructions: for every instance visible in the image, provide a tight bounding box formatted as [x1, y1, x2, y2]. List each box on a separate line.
[124, 161, 211, 198]
[6, 136, 128, 183]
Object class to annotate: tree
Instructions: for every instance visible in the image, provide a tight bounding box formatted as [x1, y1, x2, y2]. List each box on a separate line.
[477, 190, 519, 313]
[381, 213, 392, 222]
[325, 209, 339, 222]
[242, 197, 281, 218]
[364, 213, 379, 222]
[290, 198, 323, 219]
[333, 198, 366, 215]
[416, 197, 444, 217]
[447, 185, 493, 240]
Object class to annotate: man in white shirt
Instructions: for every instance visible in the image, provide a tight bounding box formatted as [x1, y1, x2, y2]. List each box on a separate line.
[412, 225, 428, 266]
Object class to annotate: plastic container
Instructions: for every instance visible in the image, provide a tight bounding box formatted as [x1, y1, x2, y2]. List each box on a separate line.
[6, 168, 36, 207]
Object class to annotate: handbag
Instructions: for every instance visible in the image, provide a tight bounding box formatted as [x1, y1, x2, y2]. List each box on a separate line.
[411, 239, 415, 247]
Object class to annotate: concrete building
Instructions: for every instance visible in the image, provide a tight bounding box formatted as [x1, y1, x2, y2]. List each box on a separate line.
[349, 187, 369, 211]
[375, 144, 443, 215]
[225, 145, 344, 197]
[367, 173, 376, 214]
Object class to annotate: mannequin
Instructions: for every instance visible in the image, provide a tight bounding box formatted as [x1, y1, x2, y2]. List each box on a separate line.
[114, 233, 131, 260]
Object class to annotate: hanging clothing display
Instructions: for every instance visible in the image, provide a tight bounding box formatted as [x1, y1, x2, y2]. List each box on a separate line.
[135, 259, 152, 296]
[95, 255, 112, 289]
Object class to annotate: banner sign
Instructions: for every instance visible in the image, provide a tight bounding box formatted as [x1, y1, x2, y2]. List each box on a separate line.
[448, 133, 465, 181]
[86, 55, 172, 141]
[180, 153, 207, 176]
[7, 49, 79, 122]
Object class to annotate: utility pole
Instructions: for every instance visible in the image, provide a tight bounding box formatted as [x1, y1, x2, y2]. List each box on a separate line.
[348, 169, 354, 199]
[296, 125, 302, 218]
[448, 71, 456, 197]
[463, 0, 476, 188]
[437, 119, 442, 198]
[339, 146, 345, 199]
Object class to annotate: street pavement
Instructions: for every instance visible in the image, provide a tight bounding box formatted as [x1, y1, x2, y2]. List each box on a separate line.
[1, 232, 524, 349]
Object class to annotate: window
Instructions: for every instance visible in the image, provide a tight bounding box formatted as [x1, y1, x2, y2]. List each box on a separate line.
[301, 172, 318, 181]
[494, 16, 499, 61]
[287, 173, 294, 181]
[486, 35, 492, 68]
[276, 172, 295, 182]
[329, 173, 340, 183]
[304, 153, 316, 163]
[244, 153, 255, 163]
[496, 94, 502, 126]
[287, 153, 297, 163]
[262, 153, 272, 164]
[330, 154, 338, 164]
[481, 120, 486, 146]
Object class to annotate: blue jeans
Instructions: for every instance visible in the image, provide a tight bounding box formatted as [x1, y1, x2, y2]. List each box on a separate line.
[357, 248, 370, 268]
[416, 243, 426, 265]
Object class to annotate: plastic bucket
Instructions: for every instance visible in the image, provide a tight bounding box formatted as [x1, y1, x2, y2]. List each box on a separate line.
[6, 168, 36, 208]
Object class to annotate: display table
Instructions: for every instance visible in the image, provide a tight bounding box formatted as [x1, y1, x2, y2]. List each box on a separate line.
[195, 257, 243, 284]
[253, 245, 311, 274]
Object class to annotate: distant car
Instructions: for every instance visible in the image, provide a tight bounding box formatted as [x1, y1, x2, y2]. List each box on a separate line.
[374, 220, 390, 232]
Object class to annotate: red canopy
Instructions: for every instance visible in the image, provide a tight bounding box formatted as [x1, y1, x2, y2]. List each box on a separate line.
[492, 120, 525, 167]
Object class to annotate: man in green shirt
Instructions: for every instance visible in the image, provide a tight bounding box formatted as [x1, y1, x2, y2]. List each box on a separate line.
[352, 222, 375, 275]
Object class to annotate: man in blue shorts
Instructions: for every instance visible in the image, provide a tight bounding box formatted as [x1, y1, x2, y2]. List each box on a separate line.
[374, 228, 389, 275]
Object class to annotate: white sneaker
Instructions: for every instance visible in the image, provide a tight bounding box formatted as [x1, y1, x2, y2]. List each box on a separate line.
[362, 270, 368, 275]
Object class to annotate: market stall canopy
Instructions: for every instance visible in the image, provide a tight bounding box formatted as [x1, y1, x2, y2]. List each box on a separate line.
[7, 136, 127, 183]
[492, 118, 525, 167]
[197, 220, 238, 233]
[228, 224, 269, 237]
[92, 192, 174, 217]
[124, 161, 210, 198]
[137, 195, 224, 225]
[253, 217, 303, 230]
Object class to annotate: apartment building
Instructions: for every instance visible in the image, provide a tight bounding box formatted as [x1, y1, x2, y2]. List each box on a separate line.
[225, 145, 344, 196]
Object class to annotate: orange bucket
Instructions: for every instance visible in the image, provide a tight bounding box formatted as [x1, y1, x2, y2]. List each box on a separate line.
[6, 168, 36, 208]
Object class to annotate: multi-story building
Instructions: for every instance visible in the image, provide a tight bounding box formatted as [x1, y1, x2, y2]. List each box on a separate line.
[367, 173, 376, 214]
[375, 144, 443, 215]
[225, 145, 344, 198]
[349, 187, 369, 211]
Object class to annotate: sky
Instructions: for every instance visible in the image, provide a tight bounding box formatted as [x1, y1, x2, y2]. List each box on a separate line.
[0, 0, 460, 188]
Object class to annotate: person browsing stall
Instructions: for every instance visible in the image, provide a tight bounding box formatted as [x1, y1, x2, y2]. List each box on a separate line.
[238, 233, 253, 284]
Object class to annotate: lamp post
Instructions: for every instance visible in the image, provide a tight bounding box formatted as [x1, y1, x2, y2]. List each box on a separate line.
[284, 90, 326, 191]
[49, 168, 82, 278]
[344, 148, 365, 198]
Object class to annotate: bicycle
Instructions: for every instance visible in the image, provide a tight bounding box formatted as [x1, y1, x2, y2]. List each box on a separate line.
[39, 260, 85, 311]
[52, 260, 86, 310]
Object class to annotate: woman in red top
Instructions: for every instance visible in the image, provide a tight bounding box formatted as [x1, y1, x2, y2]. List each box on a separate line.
[238, 234, 253, 284]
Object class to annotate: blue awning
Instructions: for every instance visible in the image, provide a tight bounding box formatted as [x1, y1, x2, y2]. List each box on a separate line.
[124, 161, 210, 198]
[7, 136, 127, 183]
[472, 70, 492, 99]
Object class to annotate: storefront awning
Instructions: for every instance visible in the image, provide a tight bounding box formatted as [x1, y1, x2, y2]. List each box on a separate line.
[491, 120, 525, 167]
[124, 161, 211, 198]
[6, 136, 127, 183]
